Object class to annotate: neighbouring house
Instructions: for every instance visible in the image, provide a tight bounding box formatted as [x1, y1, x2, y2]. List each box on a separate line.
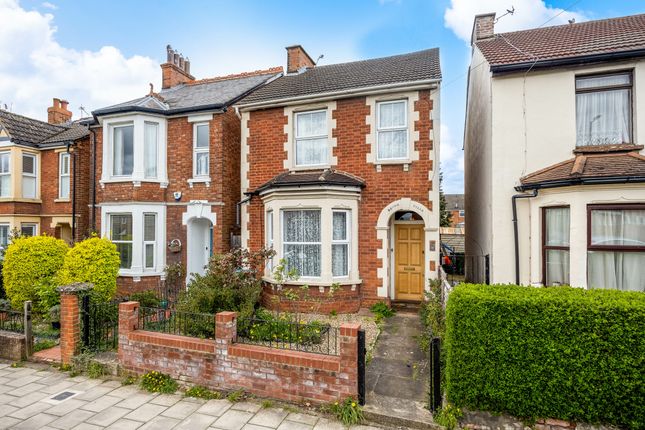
[238, 45, 442, 312]
[91, 45, 281, 295]
[464, 13, 645, 291]
[445, 193, 465, 228]
[440, 226, 465, 277]
[0, 100, 90, 248]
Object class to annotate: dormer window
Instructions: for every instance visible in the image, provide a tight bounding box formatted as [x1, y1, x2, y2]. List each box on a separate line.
[377, 100, 408, 160]
[575, 72, 632, 147]
[295, 110, 328, 167]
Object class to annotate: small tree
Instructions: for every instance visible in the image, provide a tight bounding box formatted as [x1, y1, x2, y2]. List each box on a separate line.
[57, 236, 120, 303]
[3, 235, 69, 311]
[439, 171, 453, 227]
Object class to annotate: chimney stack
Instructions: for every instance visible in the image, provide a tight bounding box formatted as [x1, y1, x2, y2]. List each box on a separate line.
[161, 45, 195, 89]
[286, 45, 315, 74]
[47, 98, 72, 124]
[471, 13, 496, 44]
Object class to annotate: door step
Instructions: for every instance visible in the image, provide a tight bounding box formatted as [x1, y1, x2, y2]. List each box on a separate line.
[391, 301, 422, 313]
[363, 393, 441, 430]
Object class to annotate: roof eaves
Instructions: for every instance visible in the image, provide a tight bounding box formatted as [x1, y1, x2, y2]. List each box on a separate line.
[516, 175, 645, 191]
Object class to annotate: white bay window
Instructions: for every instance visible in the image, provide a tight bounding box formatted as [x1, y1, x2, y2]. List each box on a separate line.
[332, 211, 350, 277]
[101, 115, 167, 186]
[295, 110, 328, 167]
[0, 152, 10, 197]
[22, 153, 37, 199]
[283, 210, 321, 277]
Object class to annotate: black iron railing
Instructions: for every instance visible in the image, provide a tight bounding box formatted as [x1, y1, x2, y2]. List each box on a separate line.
[236, 316, 339, 356]
[0, 306, 24, 333]
[80, 298, 120, 352]
[138, 307, 216, 339]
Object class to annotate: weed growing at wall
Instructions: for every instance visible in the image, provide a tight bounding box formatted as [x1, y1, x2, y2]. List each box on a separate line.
[326, 397, 363, 426]
[140, 371, 178, 394]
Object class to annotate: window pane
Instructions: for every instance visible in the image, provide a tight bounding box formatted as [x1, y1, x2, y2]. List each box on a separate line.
[576, 73, 630, 90]
[145, 243, 154, 268]
[546, 249, 569, 286]
[115, 243, 133, 269]
[195, 152, 209, 176]
[332, 244, 348, 277]
[0, 225, 8, 247]
[196, 124, 209, 148]
[591, 209, 645, 246]
[378, 101, 406, 128]
[378, 130, 407, 159]
[266, 211, 273, 244]
[576, 89, 630, 146]
[0, 153, 9, 173]
[333, 212, 347, 240]
[284, 244, 321, 277]
[296, 111, 326, 137]
[283, 210, 320, 242]
[545, 207, 570, 246]
[22, 154, 35, 174]
[60, 153, 70, 175]
[0, 176, 10, 197]
[296, 137, 327, 166]
[144, 122, 158, 178]
[110, 214, 132, 241]
[21, 224, 35, 237]
[144, 214, 156, 241]
[22, 176, 36, 198]
[113, 125, 134, 175]
[588, 251, 644, 292]
[60, 176, 70, 199]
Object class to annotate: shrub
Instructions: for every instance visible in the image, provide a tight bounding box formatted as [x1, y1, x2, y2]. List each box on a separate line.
[433, 404, 462, 430]
[185, 385, 222, 400]
[177, 248, 273, 319]
[140, 371, 178, 394]
[369, 301, 395, 324]
[57, 236, 120, 303]
[419, 279, 445, 352]
[328, 397, 363, 426]
[240, 308, 328, 345]
[129, 290, 160, 308]
[3, 235, 69, 311]
[445, 284, 645, 429]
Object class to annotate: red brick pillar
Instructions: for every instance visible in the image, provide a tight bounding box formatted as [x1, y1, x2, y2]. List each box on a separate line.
[56, 282, 93, 365]
[214, 311, 237, 387]
[339, 323, 361, 398]
[118, 301, 139, 364]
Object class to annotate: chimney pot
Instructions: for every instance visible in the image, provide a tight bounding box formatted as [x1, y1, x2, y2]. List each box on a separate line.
[173, 51, 179, 66]
[161, 45, 195, 89]
[53, 97, 61, 108]
[185, 58, 191, 75]
[60, 100, 69, 110]
[471, 13, 496, 44]
[286, 45, 315, 74]
[179, 55, 184, 70]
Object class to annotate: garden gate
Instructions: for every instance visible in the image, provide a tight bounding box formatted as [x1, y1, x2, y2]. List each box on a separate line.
[79, 295, 120, 352]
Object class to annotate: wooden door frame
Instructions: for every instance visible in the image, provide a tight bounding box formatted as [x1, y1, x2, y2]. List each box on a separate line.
[392, 221, 425, 301]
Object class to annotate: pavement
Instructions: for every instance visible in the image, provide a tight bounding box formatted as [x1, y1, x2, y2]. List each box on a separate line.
[0, 361, 387, 430]
[363, 312, 435, 429]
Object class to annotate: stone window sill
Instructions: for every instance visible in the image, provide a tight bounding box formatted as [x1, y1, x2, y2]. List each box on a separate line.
[54, 198, 71, 203]
[188, 178, 211, 188]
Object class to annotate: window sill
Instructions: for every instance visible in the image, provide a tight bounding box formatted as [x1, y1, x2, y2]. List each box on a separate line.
[0, 197, 42, 203]
[187, 178, 211, 188]
[118, 270, 165, 279]
[573, 144, 643, 154]
[100, 178, 169, 188]
[375, 158, 411, 165]
[291, 164, 333, 172]
[54, 198, 71, 203]
[262, 276, 362, 287]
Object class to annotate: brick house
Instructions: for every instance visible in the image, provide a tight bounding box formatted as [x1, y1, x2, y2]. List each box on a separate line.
[0, 100, 90, 248]
[445, 193, 465, 228]
[90, 46, 280, 295]
[238, 46, 442, 312]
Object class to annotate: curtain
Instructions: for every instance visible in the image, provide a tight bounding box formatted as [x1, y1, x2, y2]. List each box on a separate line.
[576, 74, 630, 146]
[591, 209, 645, 246]
[378, 101, 407, 159]
[546, 250, 570, 286]
[588, 251, 644, 291]
[0, 153, 8, 197]
[296, 138, 327, 165]
[113, 125, 134, 175]
[22, 177, 36, 199]
[195, 152, 209, 176]
[283, 210, 321, 277]
[60, 175, 70, 199]
[296, 111, 327, 166]
[545, 207, 570, 285]
[332, 211, 349, 277]
[144, 123, 158, 178]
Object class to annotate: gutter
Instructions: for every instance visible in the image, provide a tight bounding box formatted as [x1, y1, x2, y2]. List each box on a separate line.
[515, 175, 645, 191]
[92, 103, 226, 118]
[237, 78, 442, 110]
[491, 49, 645, 75]
[511, 189, 538, 285]
[236, 196, 252, 227]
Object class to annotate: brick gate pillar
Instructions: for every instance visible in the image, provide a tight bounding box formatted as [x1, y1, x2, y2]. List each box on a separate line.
[56, 282, 93, 365]
[339, 323, 361, 398]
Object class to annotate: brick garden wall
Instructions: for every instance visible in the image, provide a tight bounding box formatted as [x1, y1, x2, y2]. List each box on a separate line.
[118, 302, 360, 404]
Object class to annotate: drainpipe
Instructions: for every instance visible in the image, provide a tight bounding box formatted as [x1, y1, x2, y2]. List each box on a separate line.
[511, 189, 538, 285]
[236, 195, 252, 226]
[89, 128, 97, 232]
[67, 142, 77, 242]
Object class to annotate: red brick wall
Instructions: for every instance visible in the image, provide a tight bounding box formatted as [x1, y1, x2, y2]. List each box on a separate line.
[245, 92, 435, 308]
[118, 303, 359, 404]
[449, 209, 465, 227]
[261, 284, 361, 314]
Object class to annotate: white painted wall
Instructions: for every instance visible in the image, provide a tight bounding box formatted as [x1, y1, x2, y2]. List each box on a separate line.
[466, 50, 645, 286]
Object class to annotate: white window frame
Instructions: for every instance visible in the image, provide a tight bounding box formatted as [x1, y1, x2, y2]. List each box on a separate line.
[21, 153, 37, 199]
[282, 209, 322, 279]
[101, 204, 166, 277]
[332, 210, 351, 278]
[458, 210, 465, 217]
[0, 151, 10, 198]
[0, 223, 10, 250]
[376, 99, 409, 161]
[59, 152, 71, 200]
[143, 213, 156, 270]
[266, 210, 274, 271]
[144, 121, 159, 179]
[111, 123, 134, 177]
[110, 213, 133, 270]
[294, 109, 329, 168]
[20, 223, 37, 237]
[193, 122, 210, 179]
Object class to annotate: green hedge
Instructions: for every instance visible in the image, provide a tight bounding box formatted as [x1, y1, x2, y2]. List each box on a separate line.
[445, 284, 645, 429]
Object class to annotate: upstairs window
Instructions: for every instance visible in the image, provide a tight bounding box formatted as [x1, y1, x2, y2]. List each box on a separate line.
[377, 100, 408, 160]
[193, 123, 209, 177]
[59, 152, 70, 199]
[21, 153, 37, 199]
[576, 72, 632, 147]
[0, 152, 10, 197]
[112, 124, 134, 176]
[144, 122, 158, 179]
[295, 110, 328, 167]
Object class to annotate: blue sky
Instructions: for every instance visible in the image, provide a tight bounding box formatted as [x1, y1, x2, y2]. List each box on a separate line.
[2, 0, 644, 193]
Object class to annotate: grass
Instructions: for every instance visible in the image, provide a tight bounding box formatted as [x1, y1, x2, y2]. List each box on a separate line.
[261, 400, 273, 409]
[33, 339, 57, 352]
[226, 389, 245, 402]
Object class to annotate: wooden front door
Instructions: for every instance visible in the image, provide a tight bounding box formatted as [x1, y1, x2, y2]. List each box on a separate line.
[395, 224, 424, 301]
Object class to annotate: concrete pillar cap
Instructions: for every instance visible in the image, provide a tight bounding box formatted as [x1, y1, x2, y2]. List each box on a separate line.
[56, 282, 95, 294]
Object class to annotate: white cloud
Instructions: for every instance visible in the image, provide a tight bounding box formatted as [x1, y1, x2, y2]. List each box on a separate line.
[439, 123, 464, 193]
[41, 1, 57, 10]
[0, 0, 158, 120]
[444, 0, 587, 42]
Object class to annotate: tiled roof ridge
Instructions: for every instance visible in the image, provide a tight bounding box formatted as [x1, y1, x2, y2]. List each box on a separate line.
[188, 66, 283, 86]
[493, 13, 645, 38]
[310, 47, 439, 71]
[521, 157, 575, 181]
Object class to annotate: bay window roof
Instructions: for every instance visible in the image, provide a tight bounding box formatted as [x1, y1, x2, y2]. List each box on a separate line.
[251, 169, 365, 195]
[0, 110, 89, 147]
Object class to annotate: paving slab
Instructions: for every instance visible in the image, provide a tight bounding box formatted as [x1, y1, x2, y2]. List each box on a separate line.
[231, 401, 262, 413]
[196, 399, 233, 417]
[161, 400, 202, 420]
[174, 412, 218, 430]
[49, 409, 96, 430]
[149, 393, 182, 407]
[75, 385, 117, 401]
[86, 406, 131, 427]
[138, 415, 181, 430]
[277, 420, 314, 430]
[312, 418, 345, 430]
[123, 403, 167, 422]
[8, 399, 53, 420]
[71, 423, 103, 430]
[81, 395, 123, 413]
[0, 416, 21, 429]
[211, 409, 254, 430]
[105, 418, 144, 430]
[8, 389, 50, 407]
[248, 408, 288, 428]
[285, 412, 319, 426]
[46, 398, 90, 417]
[116, 392, 158, 409]
[11, 412, 58, 430]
